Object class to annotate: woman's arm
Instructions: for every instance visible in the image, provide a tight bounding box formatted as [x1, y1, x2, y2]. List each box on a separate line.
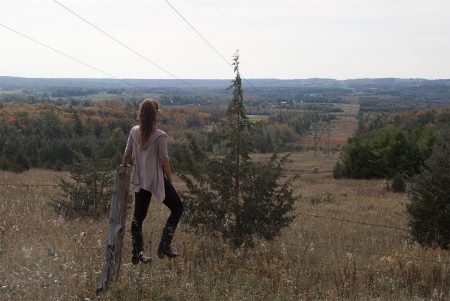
[121, 130, 133, 167]
[161, 160, 172, 183]
[121, 153, 132, 167]
[158, 134, 172, 182]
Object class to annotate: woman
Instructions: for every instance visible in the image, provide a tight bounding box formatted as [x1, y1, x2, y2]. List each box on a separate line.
[121, 99, 183, 264]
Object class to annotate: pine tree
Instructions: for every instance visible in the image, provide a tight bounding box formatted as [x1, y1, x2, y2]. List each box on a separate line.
[52, 143, 114, 218]
[178, 52, 299, 246]
[407, 127, 450, 249]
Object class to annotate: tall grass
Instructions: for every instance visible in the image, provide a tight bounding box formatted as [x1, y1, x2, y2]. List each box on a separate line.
[1, 168, 448, 300]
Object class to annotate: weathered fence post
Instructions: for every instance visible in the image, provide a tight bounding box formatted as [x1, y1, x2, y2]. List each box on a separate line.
[96, 166, 131, 296]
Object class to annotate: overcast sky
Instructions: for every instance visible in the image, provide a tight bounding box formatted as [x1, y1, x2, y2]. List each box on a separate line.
[0, 0, 449, 80]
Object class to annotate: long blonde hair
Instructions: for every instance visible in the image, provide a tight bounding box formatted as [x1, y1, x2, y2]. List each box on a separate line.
[138, 99, 159, 150]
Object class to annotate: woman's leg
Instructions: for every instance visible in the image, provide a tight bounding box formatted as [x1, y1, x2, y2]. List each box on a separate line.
[158, 178, 184, 259]
[132, 189, 152, 233]
[131, 189, 152, 264]
[162, 178, 184, 226]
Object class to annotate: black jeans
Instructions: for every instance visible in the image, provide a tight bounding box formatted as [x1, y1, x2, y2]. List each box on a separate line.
[131, 178, 184, 233]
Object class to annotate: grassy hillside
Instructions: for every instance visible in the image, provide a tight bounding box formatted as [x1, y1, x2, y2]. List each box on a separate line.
[1, 153, 448, 300]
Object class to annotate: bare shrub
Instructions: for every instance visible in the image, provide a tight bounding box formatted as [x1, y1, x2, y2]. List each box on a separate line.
[308, 191, 336, 205]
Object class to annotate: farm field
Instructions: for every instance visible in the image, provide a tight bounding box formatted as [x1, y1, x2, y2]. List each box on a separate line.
[1, 154, 449, 300]
[0, 90, 22, 95]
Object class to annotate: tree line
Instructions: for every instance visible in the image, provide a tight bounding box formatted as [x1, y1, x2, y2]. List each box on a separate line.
[0, 98, 327, 173]
[0, 100, 213, 172]
[359, 97, 449, 113]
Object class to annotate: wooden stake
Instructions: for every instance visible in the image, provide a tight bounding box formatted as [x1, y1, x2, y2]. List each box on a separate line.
[96, 166, 131, 296]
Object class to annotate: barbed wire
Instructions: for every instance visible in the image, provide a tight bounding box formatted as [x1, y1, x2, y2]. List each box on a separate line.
[293, 211, 409, 232]
[176, 240, 450, 275]
[0, 183, 59, 187]
[176, 254, 393, 275]
[2, 182, 447, 266]
[190, 233, 449, 265]
[281, 241, 449, 265]
[0, 181, 408, 232]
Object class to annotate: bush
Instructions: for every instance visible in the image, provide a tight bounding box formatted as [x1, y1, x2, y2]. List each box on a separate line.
[389, 174, 407, 193]
[52, 148, 114, 218]
[309, 191, 335, 205]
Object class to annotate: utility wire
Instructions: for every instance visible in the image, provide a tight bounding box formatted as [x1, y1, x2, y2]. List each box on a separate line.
[0, 23, 146, 92]
[137, 0, 216, 62]
[0, 50, 57, 77]
[164, 0, 231, 69]
[53, 0, 203, 94]
[164, 0, 273, 103]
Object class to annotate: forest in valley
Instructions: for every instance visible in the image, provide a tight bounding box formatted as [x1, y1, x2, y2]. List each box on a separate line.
[0, 76, 449, 179]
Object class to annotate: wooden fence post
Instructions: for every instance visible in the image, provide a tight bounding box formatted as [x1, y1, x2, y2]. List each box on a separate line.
[96, 166, 131, 296]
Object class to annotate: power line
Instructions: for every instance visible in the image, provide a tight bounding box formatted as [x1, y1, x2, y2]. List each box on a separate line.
[53, 0, 203, 94]
[164, 0, 274, 104]
[164, 0, 232, 69]
[0, 50, 57, 77]
[136, 0, 216, 63]
[0, 23, 146, 92]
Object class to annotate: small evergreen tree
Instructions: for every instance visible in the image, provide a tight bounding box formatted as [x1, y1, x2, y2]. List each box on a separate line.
[389, 174, 407, 193]
[52, 144, 114, 218]
[178, 52, 299, 246]
[407, 127, 450, 249]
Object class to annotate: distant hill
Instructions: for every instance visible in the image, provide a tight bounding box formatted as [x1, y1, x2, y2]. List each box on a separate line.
[1, 76, 449, 92]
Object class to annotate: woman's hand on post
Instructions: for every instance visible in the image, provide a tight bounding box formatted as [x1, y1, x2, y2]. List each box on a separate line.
[121, 153, 132, 168]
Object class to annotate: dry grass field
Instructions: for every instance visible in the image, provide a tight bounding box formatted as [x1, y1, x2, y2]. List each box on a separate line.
[1, 152, 449, 300]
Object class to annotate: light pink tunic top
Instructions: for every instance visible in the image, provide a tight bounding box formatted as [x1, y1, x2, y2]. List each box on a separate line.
[124, 126, 169, 202]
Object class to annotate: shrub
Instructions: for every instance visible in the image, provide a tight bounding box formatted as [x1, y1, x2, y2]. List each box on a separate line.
[309, 191, 336, 205]
[52, 147, 114, 218]
[390, 174, 407, 193]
